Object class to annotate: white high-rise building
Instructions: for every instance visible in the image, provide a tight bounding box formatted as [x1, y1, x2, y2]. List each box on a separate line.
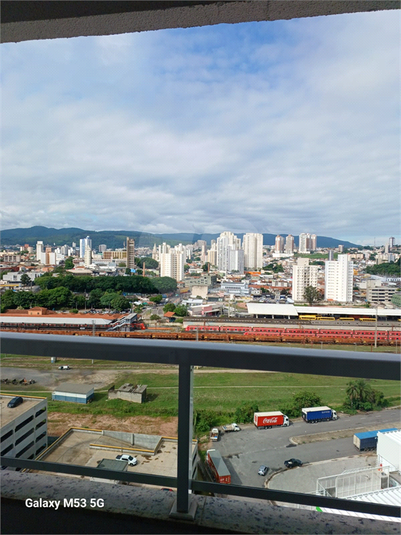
[292, 258, 319, 302]
[159, 244, 185, 282]
[36, 241, 44, 261]
[229, 248, 244, 274]
[285, 235, 295, 254]
[243, 233, 263, 270]
[325, 254, 354, 303]
[80, 236, 92, 259]
[310, 234, 317, 251]
[299, 233, 311, 253]
[389, 237, 395, 251]
[217, 232, 241, 272]
[84, 247, 92, 267]
[275, 235, 285, 253]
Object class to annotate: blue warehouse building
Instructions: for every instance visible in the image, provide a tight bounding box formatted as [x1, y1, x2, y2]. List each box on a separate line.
[52, 383, 94, 404]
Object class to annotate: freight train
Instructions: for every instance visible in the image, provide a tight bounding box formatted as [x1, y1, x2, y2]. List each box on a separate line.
[184, 324, 401, 343]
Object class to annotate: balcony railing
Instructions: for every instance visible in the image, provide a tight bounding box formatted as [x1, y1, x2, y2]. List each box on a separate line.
[1, 332, 400, 520]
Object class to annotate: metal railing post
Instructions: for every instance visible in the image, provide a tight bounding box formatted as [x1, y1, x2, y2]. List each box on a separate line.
[171, 362, 196, 519]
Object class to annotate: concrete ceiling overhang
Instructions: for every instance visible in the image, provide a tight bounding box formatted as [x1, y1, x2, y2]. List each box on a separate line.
[1, 1, 400, 44]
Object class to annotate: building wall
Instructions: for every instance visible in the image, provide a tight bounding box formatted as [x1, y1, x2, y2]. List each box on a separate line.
[126, 237, 136, 270]
[243, 233, 263, 270]
[292, 258, 318, 301]
[1, 396, 48, 461]
[52, 389, 94, 404]
[325, 254, 353, 303]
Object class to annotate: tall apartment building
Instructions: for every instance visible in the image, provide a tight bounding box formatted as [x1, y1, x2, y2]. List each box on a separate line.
[126, 237, 136, 270]
[325, 254, 354, 303]
[98, 244, 107, 253]
[216, 232, 241, 272]
[243, 233, 263, 270]
[292, 258, 319, 302]
[229, 248, 245, 274]
[84, 247, 92, 267]
[310, 234, 317, 251]
[388, 237, 395, 251]
[36, 241, 44, 261]
[207, 242, 217, 266]
[285, 234, 295, 254]
[79, 236, 92, 258]
[158, 243, 185, 282]
[275, 235, 285, 253]
[299, 233, 313, 253]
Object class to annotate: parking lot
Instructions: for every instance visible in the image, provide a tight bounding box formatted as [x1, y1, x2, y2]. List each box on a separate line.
[209, 410, 400, 491]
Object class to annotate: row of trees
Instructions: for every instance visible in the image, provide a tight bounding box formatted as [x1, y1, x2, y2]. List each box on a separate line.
[35, 273, 176, 294]
[0, 287, 131, 313]
[366, 259, 400, 276]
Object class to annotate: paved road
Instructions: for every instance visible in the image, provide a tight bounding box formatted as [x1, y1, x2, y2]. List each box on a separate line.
[211, 408, 400, 489]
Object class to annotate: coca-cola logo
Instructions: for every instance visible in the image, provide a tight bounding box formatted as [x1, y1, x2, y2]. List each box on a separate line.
[262, 417, 278, 424]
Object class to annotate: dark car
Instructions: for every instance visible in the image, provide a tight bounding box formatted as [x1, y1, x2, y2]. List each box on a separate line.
[7, 396, 23, 409]
[284, 458, 303, 469]
[258, 465, 268, 476]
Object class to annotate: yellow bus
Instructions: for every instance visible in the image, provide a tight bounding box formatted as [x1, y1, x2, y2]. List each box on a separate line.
[360, 317, 375, 322]
[316, 316, 335, 321]
[339, 317, 354, 321]
[299, 315, 317, 320]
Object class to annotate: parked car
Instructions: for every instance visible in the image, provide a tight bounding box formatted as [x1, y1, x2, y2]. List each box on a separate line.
[115, 454, 138, 466]
[258, 465, 268, 476]
[7, 396, 23, 409]
[284, 458, 303, 469]
[58, 365, 70, 370]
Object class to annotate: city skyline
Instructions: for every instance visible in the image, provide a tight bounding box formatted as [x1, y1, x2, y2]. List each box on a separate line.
[1, 10, 399, 246]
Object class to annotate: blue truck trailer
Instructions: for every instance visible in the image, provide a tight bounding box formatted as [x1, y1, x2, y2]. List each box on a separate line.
[301, 406, 338, 423]
[353, 428, 398, 451]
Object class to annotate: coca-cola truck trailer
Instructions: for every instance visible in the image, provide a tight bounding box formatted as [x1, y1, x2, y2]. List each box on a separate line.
[253, 411, 290, 429]
[206, 449, 231, 484]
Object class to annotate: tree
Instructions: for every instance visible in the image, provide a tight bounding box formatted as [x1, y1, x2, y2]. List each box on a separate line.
[346, 381, 359, 409]
[88, 288, 103, 308]
[202, 263, 210, 272]
[150, 314, 161, 321]
[110, 295, 130, 311]
[64, 257, 74, 270]
[149, 295, 162, 304]
[139, 257, 159, 270]
[303, 286, 321, 306]
[125, 268, 132, 275]
[1, 289, 17, 313]
[14, 291, 35, 309]
[152, 277, 177, 294]
[280, 390, 322, 418]
[163, 303, 176, 313]
[184, 264, 190, 272]
[174, 305, 188, 317]
[20, 273, 31, 286]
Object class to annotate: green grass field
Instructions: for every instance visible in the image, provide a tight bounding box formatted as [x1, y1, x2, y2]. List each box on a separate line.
[2, 369, 399, 421]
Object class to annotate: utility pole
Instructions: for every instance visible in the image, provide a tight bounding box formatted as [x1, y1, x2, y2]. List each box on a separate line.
[374, 307, 378, 348]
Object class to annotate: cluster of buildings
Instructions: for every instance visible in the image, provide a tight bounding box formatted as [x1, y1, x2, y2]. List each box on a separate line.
[1, 233, 399, 309]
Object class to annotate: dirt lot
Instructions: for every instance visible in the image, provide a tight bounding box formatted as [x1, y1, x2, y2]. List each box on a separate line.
[48, 413, 178, 437]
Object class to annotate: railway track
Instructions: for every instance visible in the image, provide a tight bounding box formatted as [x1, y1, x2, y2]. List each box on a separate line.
[1, 327, 399, 346]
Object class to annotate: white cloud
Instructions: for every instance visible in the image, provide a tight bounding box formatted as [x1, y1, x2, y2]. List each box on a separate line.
[1, 11, 399, 244]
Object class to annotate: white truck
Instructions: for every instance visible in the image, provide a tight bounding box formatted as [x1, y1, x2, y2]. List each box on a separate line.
[210, 428, 220, 441]
[222, 423, 241, 433]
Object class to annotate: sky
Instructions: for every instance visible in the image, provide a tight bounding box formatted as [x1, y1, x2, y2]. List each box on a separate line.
[1, 10, 400, 246]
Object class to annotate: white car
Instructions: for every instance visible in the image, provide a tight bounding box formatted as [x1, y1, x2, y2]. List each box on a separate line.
[115, 454, 138, 466]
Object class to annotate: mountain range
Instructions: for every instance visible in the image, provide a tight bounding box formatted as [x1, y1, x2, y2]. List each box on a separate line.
[1, 226, 360, 250]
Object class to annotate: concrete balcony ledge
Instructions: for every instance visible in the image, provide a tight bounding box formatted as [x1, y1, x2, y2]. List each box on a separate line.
[2, 471, 399, 534]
